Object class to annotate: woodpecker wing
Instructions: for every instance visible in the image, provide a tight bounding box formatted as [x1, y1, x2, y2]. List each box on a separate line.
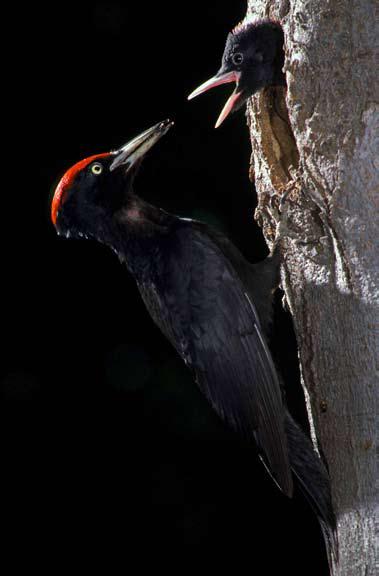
[162, 225, 293, 496]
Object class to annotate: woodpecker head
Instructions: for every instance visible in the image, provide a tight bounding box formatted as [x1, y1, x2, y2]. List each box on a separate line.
[188, 20, 285, 127]
[51, 120, 173, 240]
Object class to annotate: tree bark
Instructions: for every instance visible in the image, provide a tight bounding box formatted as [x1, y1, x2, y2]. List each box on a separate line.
[244, 1, 377, 574]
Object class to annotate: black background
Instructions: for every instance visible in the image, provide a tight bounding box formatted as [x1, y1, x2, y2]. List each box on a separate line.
[3, 2, 328, 573]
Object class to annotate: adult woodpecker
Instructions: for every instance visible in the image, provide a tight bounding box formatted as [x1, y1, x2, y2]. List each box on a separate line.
[51, 121, 336, 567]
[188, 20, 285, 127]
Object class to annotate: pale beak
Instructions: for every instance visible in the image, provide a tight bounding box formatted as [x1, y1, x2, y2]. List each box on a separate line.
[214, 89, 243, 128]
[188, 70, 240, 100]
[188, 71, 242, 128]
[110, 119, 174, 172]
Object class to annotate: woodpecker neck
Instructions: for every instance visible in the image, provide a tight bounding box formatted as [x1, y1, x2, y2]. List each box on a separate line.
[121, 195, 172, 229]
[111, 195, 175, 279]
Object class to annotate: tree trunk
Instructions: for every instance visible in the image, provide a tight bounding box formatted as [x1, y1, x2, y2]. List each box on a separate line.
[244, 1, 377, 574]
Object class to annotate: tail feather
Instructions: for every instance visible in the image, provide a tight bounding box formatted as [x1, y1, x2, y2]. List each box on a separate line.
[285, 412, 338, 572]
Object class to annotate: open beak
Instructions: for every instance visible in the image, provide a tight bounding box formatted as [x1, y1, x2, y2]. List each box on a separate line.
[110, 119, 174, 172]
[188, 70, 242, 128]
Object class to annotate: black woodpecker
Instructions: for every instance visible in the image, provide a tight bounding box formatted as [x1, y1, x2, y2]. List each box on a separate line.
[52, 121, 337, 567]
[188, 20, 285, 127]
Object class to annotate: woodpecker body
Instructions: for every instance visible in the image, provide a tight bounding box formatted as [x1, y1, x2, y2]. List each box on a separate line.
[52, 122, 337, 568]
[188, 20, 285, 127]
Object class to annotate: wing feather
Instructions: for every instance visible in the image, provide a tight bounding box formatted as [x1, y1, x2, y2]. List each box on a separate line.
[165, 227, 293, 496]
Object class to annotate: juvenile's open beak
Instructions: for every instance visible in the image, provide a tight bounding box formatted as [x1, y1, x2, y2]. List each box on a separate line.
[110, 119, 174, 172]
[188, 70, 242, 128]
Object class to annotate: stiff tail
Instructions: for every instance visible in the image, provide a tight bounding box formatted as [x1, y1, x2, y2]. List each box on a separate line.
[285, 412, 338, 572]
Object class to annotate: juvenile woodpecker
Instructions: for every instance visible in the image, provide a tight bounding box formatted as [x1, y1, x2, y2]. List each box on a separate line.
[188, 20, 285, 127]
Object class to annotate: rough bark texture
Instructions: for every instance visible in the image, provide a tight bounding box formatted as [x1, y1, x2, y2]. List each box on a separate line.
[244, 1, 377, 575]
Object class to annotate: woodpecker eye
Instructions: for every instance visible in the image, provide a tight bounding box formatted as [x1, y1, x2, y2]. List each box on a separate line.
[232, 52, 244, 66]
[91, 163, 103, 175]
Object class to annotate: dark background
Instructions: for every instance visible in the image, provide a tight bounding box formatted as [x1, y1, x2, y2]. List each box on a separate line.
[4, 2, 328, 573]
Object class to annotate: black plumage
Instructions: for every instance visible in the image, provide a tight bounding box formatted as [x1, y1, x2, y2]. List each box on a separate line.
[52, 121, 337, 566]
[188, 20, 285, 127]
